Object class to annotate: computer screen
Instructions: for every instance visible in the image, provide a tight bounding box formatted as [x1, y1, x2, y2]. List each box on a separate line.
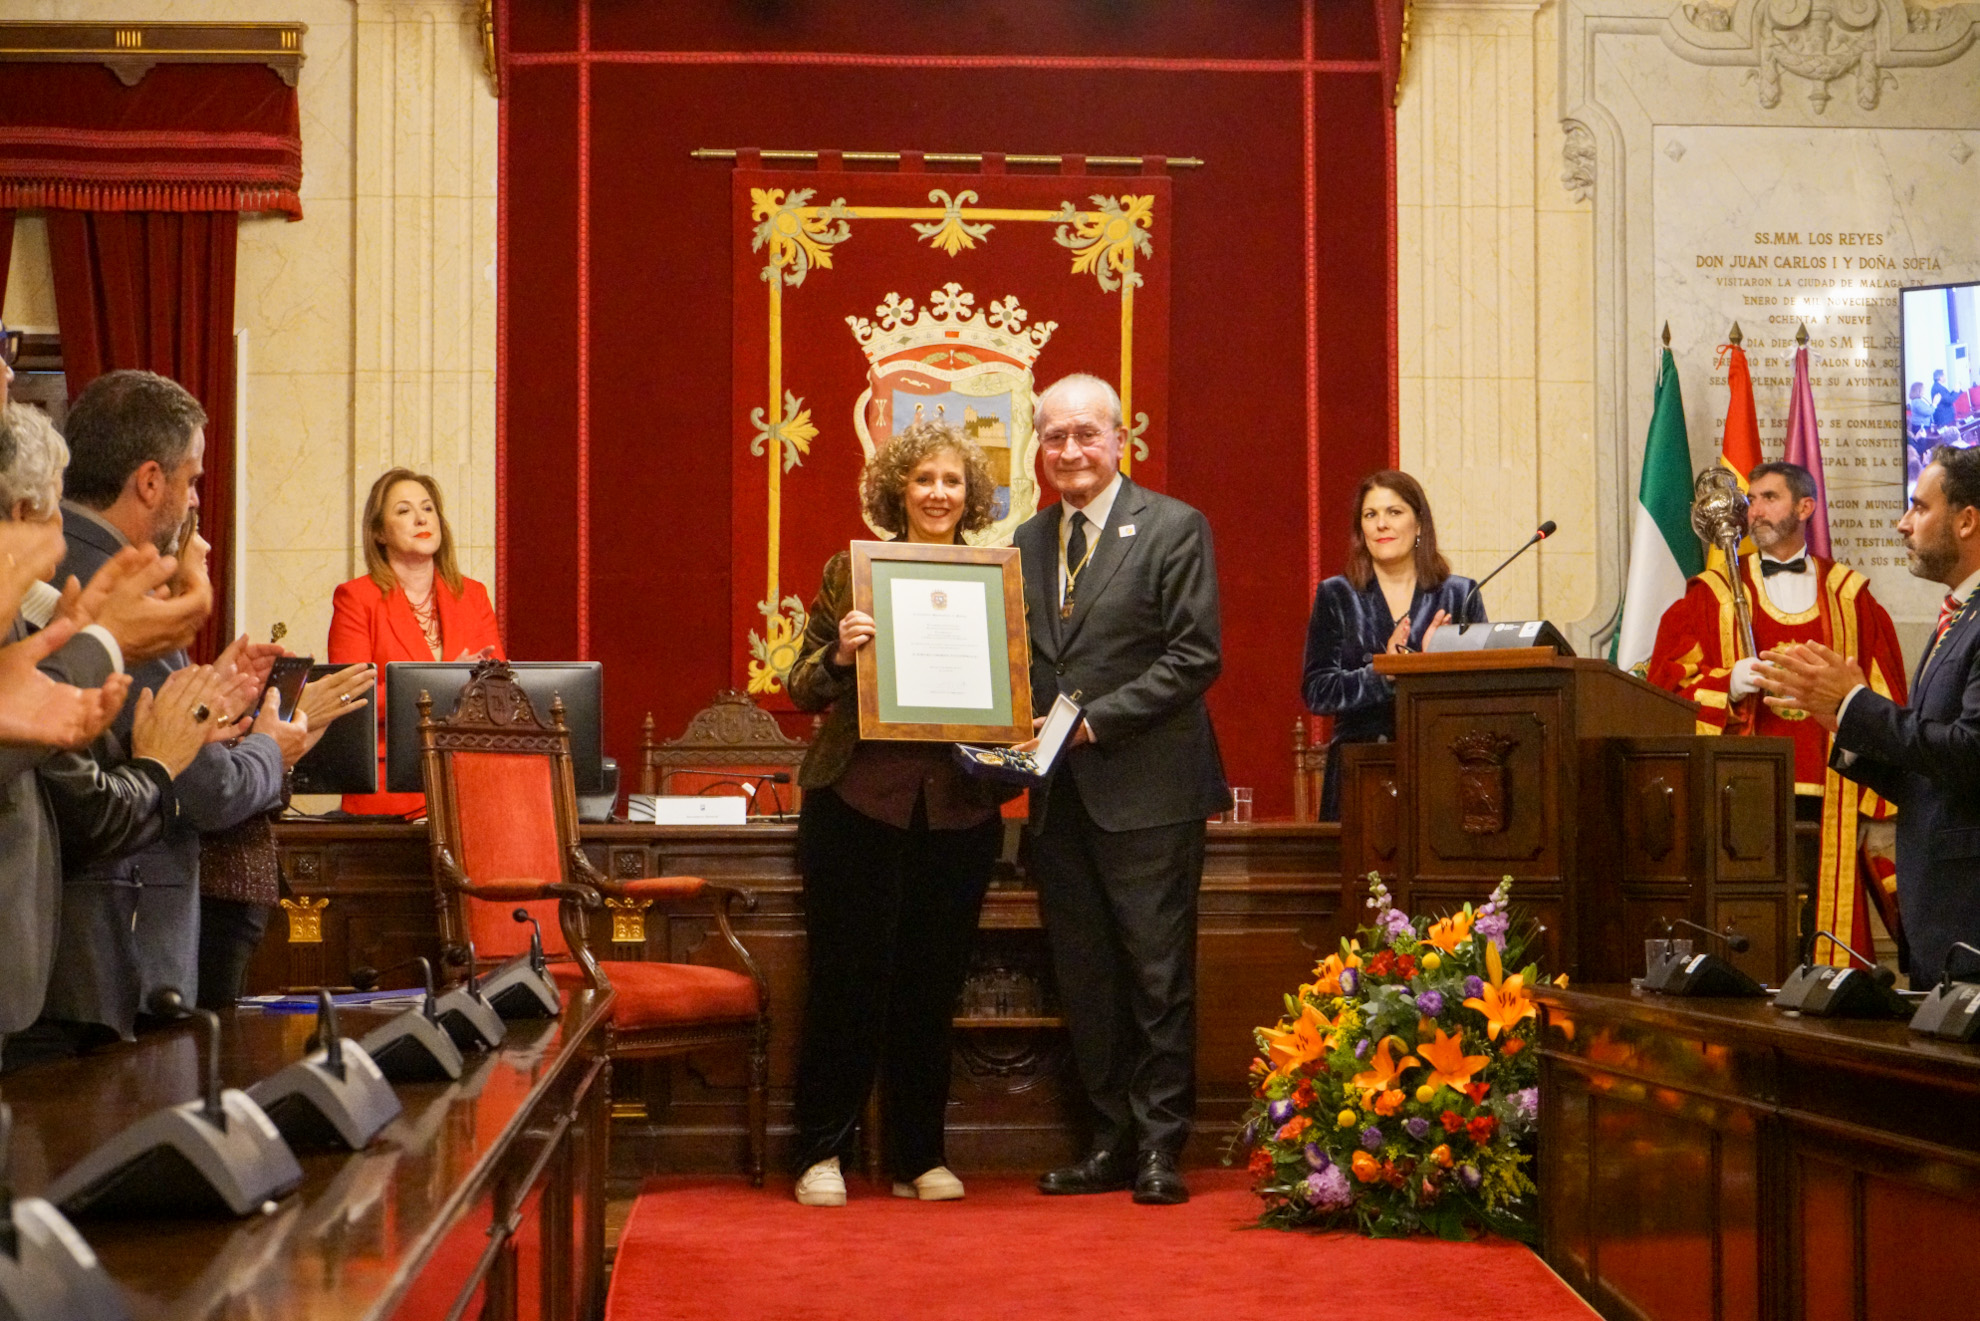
[1900, 279, 1980, 504]
[289, 663, 379, 796]
[384, 662, 605, 794]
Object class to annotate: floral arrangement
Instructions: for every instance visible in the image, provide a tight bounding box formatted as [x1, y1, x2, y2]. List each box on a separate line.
[1232, 873, 1557, 1241]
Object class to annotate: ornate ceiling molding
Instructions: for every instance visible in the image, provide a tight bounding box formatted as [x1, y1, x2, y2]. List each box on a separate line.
[1663, 0, 1977, 112]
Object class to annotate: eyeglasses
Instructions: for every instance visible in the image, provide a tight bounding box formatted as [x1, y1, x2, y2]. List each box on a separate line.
[0, 326, 21, 368]
[1038, 424, 1115, 452]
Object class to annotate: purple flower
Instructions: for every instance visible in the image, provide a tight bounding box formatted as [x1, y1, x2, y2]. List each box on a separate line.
[1383, 909, 1414, 940]
[1340, 968, 1361, 995]
[1304, 1142, 1331, 1171]
[1463, 975, 1485, 999]
[1306, 1164, 1353, 1209]
[1354, 1038, 1372, 1060]
[1415, 989, 1445, 1017]
[1241, 1119, 1259, 1147]
[1268, 1098, 1296, 1125]
[1360, 1126, 1383, 1151]
[1458, 1164, 1482, 1190]
[1514, 1087, 1539, 1121]
[1404, 1116, 1430, 1140]
[1475, 909, 1510, 945]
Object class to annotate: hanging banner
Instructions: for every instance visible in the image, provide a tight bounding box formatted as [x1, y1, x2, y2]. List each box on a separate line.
[730, 167, 1171, 699]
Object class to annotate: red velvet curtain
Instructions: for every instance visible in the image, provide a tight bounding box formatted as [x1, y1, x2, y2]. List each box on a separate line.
[46, 209, 238, 655]
[0, 209, 14, 312]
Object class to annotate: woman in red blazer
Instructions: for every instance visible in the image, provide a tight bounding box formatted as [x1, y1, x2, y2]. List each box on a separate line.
[329, 468, 503, 815]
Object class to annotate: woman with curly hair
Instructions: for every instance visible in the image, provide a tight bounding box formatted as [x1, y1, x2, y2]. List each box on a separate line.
[785, 418, 1012, 1207]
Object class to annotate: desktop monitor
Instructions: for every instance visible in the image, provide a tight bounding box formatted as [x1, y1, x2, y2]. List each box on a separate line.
[289, 664, 379, 796]
[1900, 279, 1980, 505]
[384, 662, 605, 795]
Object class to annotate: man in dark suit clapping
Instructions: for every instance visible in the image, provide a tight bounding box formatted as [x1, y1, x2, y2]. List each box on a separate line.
[1015, 374, 1227, 1205]
[1761, 444, 1980, 985]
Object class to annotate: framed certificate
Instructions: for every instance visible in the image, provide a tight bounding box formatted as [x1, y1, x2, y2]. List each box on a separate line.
[849, 540, 1033, 743]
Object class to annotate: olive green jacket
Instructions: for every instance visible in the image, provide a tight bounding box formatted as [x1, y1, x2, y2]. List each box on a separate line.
[786, 552, 862, 790]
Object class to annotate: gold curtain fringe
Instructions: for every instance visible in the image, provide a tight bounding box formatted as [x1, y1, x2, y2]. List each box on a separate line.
[695, 148, 1202, 169]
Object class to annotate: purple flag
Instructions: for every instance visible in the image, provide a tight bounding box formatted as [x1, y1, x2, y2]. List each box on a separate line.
[1783, 339, 1831, 558]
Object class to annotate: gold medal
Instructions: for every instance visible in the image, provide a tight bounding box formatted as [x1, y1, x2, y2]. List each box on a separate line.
[1061, 601, 1074, 620]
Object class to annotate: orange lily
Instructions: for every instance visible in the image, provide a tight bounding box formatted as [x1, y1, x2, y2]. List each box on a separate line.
[1463, 940, 1538, 1041]
[1417, 1025, 1490, 1092]
[1424, 909, 1474, 953]
[1258, 1000, 1336, 1081]
[1350, 1035, 1419, 1100]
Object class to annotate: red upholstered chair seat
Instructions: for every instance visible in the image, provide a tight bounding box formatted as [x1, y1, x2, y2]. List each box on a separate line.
[549, 960, 759, 1030]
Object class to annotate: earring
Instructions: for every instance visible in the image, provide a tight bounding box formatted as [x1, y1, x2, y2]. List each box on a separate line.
[1414, 534, 1421, 546]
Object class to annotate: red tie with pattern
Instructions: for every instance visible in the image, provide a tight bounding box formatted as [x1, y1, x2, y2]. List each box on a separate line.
[1937, 593, 1961, 643]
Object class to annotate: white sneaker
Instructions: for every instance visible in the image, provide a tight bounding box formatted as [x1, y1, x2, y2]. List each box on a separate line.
[891, 1166, 965, 1201]
[795, 1158, 847, 1207]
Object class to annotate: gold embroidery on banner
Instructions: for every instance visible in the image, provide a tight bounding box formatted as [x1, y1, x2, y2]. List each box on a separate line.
[741, 186, 1160, 690]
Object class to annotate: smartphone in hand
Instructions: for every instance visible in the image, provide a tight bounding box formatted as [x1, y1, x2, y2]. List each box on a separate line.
[262, 655, 314, 720]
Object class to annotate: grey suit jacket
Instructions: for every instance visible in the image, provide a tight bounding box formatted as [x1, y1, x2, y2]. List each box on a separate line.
[1833, 595, 1980, 984]
[1015, 475, 1228, 832]
[40, 510, 283, 1037]
[0, 620, 174, 1039]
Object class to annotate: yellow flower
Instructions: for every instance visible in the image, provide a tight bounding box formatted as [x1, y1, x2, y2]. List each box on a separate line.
[1258, 1001, 1336, 1082]
[1424, 910, 1474, 952]
[1417, 1025, 1491, 1092]
[1337, 1109, 1358, 1129]
[1415, 1084, 1435, 1104]
[1463, 940, 1539, 1041]
[1350, 1035, 1420, 1101]
[1422, 952, 1442, 972]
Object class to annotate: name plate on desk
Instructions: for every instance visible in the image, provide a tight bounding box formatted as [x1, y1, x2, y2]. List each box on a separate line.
[627, 796, 748, 825]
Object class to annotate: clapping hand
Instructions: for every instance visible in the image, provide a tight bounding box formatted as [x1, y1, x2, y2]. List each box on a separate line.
[132, 665, 234, 776]
[296, 663, 375, 756]
[57, 545, 208, 665]
[0, 517, 68, 620]
[0, 618, 132, 750]
[1753, 642, 1864, 733]
[248, 686, 312, 767]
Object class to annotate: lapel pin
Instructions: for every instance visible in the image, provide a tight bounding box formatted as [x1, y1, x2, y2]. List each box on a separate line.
[1118, 524, 1136, 538]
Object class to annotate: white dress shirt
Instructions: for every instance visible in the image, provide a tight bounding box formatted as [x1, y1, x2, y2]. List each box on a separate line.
[1729, 550, 1816, 698]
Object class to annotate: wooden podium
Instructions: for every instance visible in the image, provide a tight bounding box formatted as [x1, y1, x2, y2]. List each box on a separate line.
[1337, 648, 1795, 984]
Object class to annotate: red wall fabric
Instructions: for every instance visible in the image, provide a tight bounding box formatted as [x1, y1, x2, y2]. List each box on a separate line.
[46, 209, 239, 655]
[499, 0, 1395, 819]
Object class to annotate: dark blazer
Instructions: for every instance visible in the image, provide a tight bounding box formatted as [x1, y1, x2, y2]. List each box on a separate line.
[1832, 593, 1980, 984]
[0, 621, 172, 1039]
[41, 508, 284, 1038]
[1300, 573, 1484, 819]
[1014, 476, 1227, 832]
[785, 551, 864, 792]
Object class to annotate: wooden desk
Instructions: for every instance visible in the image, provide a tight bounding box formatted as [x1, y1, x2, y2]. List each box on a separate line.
[266, 819, 1342, 1173]
[2, 991, 614, 1320]
[1537, 985, 1980, 1321]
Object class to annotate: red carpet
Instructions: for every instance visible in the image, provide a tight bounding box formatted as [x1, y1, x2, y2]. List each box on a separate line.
[606, 1169, 1597, 1320]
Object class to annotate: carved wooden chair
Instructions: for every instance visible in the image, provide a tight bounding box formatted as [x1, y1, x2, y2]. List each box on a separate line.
[639, 690, 813, 818]
[420, 660, 769, 1183]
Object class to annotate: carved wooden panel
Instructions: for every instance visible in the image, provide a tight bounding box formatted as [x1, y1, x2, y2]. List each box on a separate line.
[1421, 709, 1551, 864]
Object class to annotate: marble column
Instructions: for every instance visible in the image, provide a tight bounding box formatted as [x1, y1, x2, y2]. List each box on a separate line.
[1396, 0, 1598, 631]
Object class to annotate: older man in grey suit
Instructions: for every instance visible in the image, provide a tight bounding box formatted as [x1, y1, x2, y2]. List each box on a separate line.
[0, 401, 222, 1067]
[40, 371, 304, 1044]
[1017, 373, 1227, 1206]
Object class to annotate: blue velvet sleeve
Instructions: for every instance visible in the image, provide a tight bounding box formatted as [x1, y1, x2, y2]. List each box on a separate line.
[1301, 577, 1393, 719]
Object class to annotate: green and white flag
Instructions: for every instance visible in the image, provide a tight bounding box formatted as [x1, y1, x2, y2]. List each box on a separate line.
[1613, 347, 1703, 673]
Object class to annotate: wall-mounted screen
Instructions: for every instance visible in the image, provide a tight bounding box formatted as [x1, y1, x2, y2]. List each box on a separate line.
[1901, 280, 1980, 505]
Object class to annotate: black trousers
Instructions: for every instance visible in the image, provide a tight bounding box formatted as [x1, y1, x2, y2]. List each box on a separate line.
[791, 787, 1000, 1179]
[1031, 768, 1203, 1158]
[197, 897, 271, 1009]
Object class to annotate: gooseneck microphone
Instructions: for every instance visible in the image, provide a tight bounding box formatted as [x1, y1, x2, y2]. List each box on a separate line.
[1458, 520, 1557, 624]
[1810, 931, 1897, 987]
[1940, 941, 1980, 989]
[1673, 917, 1749, 953]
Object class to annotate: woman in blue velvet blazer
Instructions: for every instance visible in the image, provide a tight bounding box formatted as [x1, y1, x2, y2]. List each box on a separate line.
[1301, 470, 1485, 820]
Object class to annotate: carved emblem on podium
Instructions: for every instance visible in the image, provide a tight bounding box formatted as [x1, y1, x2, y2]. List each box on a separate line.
[280, 895, 329, 944]
[1451, 731, 1519, 835]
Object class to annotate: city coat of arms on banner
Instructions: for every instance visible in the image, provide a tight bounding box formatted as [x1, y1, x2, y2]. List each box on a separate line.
[729, 166, 1171, 700]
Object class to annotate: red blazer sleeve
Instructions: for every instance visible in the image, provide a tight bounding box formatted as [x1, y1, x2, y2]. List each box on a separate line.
[328, 578, 382, 664]
[449, 579, 505, 660]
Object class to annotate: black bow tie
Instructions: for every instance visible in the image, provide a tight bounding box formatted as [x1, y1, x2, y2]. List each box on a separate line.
[1761, 558, 1807, 577]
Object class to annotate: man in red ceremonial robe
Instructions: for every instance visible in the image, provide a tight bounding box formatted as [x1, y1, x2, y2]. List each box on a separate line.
[1647, 462, 1908, 967]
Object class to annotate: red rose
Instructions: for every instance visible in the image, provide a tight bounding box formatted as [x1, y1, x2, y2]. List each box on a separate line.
[1467, 1114, 1498, 1143]
[1293, 1080, 1317, 1108]
[1440, 1109, 1466, 1133]
[1464, 1082, 1492, 1104]
[1395, 955, 1419, 979]
[1367, 951, 1395, 978]
[1248, 1147, 1273, 1177]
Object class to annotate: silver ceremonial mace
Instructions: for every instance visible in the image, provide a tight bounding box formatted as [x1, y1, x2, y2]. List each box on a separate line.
[1690, 466, 1759, 661]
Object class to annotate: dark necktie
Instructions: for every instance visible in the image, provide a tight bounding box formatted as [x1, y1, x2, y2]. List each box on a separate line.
[1760, 557, 1807, 577]
[1062, 512, 1089, 617]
